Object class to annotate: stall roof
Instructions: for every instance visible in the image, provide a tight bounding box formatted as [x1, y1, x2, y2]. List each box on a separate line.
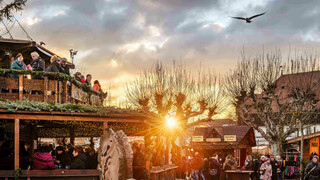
[189, 125, 256, 147]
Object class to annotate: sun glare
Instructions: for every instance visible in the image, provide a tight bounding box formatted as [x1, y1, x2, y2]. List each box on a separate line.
[165, 116, 177, 128]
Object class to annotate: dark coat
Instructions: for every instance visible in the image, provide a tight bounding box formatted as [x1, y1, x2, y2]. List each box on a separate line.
[244, 160, 253, 171]
[30, 57, 45, 71]
[209, 158, 221, 174]
[70, 153, 87, 169]
[270, 160, 279, 180]
[46, 61, 62, 73]
[10, 59, 26, 78]
[60, 65, 70, 75]
[253, 160, 260, 173]
[305, 162, 320, 180]
[86, 153, 98, 169]
[56, 151, 71, 168]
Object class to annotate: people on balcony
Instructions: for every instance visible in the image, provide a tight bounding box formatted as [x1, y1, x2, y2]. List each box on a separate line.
[74, 72, 82, 82]
[80, 75, 85, 83]
[46, 55, 62, 73]
[85, 74, 92, 87]
[32, 145, 56, 170]
[60, 58, 70, 75]
[71, 147, 87, 169]
[10, 53, 26, 78]
[93, 80, 102, 92]
[29, 51, 45, 72]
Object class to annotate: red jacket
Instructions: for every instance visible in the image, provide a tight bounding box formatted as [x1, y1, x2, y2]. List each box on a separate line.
[33, 152, 56, 170]
[193, 155, 203, 170]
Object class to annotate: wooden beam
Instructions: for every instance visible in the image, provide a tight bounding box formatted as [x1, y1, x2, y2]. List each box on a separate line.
[54, 80, 58, 104]
[103, 121, 108, 134]
[18, 74, 23, 101]
[14, 119, 19, 170]
[0, 113, 146, 123]
[44, 76, 48, 103]
[58, 81, 62, 104]
[63, 80, 68, 103]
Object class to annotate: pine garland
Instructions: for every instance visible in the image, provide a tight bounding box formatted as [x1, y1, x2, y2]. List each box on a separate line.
[0, 68, 91, 92]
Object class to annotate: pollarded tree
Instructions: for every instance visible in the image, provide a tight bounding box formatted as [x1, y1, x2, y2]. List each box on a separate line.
[225, 50, 320, 155]
[126, 61, 224, 130]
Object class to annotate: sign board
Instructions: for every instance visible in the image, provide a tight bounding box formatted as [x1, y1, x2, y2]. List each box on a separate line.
[192, 136, 203, 142]
[206, 138, 221, 142]
[224, 135, 236, 142]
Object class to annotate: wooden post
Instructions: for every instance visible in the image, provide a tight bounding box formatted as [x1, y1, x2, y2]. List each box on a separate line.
[44, 76, 48, 103]
[14, 119, 20, 170]
[54, 80, 58, 104]
[18, 74, 23, 101]
[58, 81, 62, 104]
[30, 125, 36, 158]
[63, 80, 68, 103]
[103, 121, 108, 134]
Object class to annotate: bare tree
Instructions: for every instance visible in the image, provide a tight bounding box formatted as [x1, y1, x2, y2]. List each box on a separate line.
[0, 0, 26, 21]
[126, 61, 224, 130]
[225, 50, 320, 155]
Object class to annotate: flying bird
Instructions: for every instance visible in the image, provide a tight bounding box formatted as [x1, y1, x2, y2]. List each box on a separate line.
[231, 12, 266, 23]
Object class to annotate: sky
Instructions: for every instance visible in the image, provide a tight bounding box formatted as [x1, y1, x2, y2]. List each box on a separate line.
[3, 0, 320, 106]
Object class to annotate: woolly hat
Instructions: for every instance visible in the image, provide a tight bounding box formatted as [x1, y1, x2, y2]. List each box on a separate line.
[313, 156, 319, 161]
[270, 154, 275, 158]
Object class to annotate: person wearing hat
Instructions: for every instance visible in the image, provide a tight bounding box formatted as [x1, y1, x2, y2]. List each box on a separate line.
[60, 58, 70, 75]
[260, 158, 272, 180]
[55, 146, 71, 169]
[305, 156, 320, 180]
[252, 156, 260, 180]
[269, 155, 279, 180]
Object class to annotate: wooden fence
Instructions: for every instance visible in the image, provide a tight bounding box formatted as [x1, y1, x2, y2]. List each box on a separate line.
[0, 75, 103, 105]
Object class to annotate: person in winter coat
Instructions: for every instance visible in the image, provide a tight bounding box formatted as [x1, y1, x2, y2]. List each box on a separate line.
[260, 158, 272, 180]
[30, 52, 45, 72]
[270, 155, 279, 180]
[92, 80, 102, 92]
[192, 152, 204, 180]
[275, 155, 284, 180]
[85, 74, 92, 87]
[242, 155, 253, 171]
[60, 58, 70, 75]
[209, 154, 221, 180]
[304, 156, 320, 180]
[10, 53, 26, 78]
[46, 55, 62, 73]
[223, 154, 237, 170]
[132, 143, 145, 180]
[85, 147, 98, 169]
[70, 147, 87, 169]
[251, 156, 260, 180]
[33, 145, 56, 170]
[55, 146, 71, 169]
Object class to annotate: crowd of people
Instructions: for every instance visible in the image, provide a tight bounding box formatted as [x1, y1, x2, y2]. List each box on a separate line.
[31, 144, 98, 170]
[176, 152, 320, 180]
[9, 52, 103, 92]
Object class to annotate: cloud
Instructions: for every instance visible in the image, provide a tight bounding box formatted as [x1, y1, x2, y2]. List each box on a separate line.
[5, 0, 320, 104]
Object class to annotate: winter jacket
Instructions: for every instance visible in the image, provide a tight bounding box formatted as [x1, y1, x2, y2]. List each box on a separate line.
[56, 151, 71, 168]
[71, 153, 87, 169]
[46, 61, 62, 73]
[86, 152, 98, 169]
[270, 160, 279, 180]
[243, 160, 253, 171]
[30, 57, 45, 71]
[260, 162, 272, 180]
[60, 65, 70, 75]
[193, 155, 203, 170]
[33, 152, 56, 170]
[11, 59, 26, 71]
[209, 158, 221, 174]
[223, 158, 237, 170]
[85, 79, 92, 87]
[304, 162, 320, 180]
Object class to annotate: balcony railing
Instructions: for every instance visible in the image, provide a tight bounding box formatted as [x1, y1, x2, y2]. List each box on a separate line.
[0, 69, 105, 106]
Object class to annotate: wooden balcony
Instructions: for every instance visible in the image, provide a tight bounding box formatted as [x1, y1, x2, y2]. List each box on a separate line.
[0, 73, 105, 106]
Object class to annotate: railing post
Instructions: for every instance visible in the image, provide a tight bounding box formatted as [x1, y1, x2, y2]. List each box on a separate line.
[14, 119, 20, 170]
[63, 80, 68, 103]
[58, 81, 62, 104]
[44, 76, 48, 103]
[54, 80, 58, 104]
[18, 74, 23, 101]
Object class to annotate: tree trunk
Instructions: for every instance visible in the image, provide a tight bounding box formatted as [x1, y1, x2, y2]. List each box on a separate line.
[300, 125, 304, 180]
[270, 140, 282, 156]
